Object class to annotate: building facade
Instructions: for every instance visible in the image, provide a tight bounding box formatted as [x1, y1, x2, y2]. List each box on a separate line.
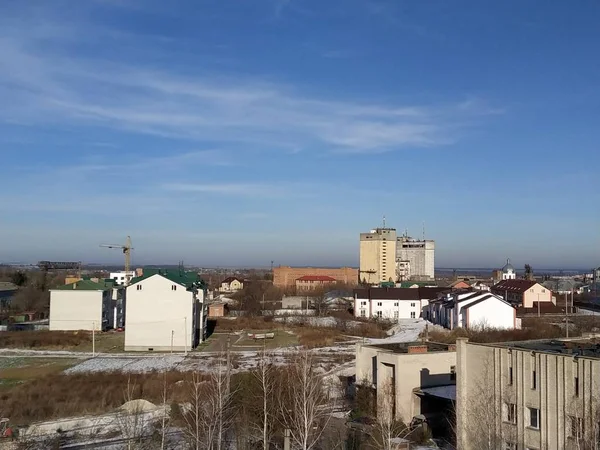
[491, 279, 553, 307]
[273, 266, 358, 289]
[501, 259, 517, 280]
[356, 342, 456, 426]
[125, 271, 207, 351]
[219, 277, 244, 292]
[456, 338, 600, 450]
[354, 286, 448, 321]
[295, 275, 337, 291]
[360, 227, 397, 284]
[396, 235, 435, 281]
[49, 280, 116, 331]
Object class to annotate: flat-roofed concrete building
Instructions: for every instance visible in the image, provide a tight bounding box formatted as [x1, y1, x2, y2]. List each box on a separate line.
[360, 227, 397, 285]
[456, 337, 600, 450]
[396, 235, 435, 281]
[356, 341, 456, 431]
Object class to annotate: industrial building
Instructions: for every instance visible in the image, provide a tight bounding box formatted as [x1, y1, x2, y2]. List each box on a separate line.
[456, 337, 600, 450]
[359, 227, 397, 284]
[396, 234, 435, 281]
[359, 224, 436, 284]
[124, 269, 207, 351]
[49, 279, 122, 331]
[356, 341, 456, 432]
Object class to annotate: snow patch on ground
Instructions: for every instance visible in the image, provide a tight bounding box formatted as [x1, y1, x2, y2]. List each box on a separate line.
[367, 319, 443, 344]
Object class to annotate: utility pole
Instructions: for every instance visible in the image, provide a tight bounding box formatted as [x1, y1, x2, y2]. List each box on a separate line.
[565, 292, 569, 338]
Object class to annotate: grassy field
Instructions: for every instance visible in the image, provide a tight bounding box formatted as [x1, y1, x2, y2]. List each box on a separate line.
[0, 331, 125, 352]
[0, 357, 80, 391]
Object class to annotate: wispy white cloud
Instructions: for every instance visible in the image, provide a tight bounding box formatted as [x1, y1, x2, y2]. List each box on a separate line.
[0, 11, 501, 155]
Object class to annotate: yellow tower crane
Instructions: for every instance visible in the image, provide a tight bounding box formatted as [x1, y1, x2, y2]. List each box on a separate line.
[100, 236, 134, 285]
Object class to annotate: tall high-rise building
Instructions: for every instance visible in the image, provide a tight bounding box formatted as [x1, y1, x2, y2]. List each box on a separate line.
[396, 233, 435, 281]
[359, 227, 397, 284]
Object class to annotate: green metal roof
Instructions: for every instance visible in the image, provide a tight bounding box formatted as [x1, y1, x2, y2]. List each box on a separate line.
[53, 279, 114, 291]
[129, 269, 205, 290]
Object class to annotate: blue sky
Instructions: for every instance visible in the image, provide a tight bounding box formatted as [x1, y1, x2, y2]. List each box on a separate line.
[1, 0, 599, 269]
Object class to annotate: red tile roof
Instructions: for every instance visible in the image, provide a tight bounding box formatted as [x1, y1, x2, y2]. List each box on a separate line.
[297, 275, 337, 282]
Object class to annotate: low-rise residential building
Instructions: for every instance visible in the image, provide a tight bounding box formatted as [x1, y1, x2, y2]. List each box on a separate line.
[219, 277, 244, 292]
[353, 287, 448, 321]
[456, 337, 600, 450]
[273, 266, 358, 288]
[491, 279, 553, 307]
[356, 342, 456, 431]
[50, 280, 118, 331]
[125, 270, 207, 352]
[427, 291, 519, 330]
[295, 275, 337, 291]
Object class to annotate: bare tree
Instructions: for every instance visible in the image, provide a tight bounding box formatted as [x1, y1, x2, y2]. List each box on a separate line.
[368, 379, 410, 450]
[252, 344, 276, 450]
[182, 355, 235, 450]
[279, 351, 331, 450]
[569, 396, 600, 450]
[117, 376, 149, 450]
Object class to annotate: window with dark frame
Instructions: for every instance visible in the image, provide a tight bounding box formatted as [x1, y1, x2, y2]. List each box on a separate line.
[528, 407, 540, 429]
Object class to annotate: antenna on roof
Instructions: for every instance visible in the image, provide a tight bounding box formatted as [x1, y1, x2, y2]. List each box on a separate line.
[422, 221, 425, 240]
[383, 215, 386, 228]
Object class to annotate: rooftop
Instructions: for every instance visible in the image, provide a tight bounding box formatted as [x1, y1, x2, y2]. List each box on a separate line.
[365, 341, 455, 354]
[490, 338, 600, 358]
[297, 275, 337, 282]
[52, 279, 116, 291]
[492, 279, 538, 293]
[130, 269, 205, 290]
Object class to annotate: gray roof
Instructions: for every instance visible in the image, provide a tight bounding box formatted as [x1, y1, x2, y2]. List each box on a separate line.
[502, 259, 515, 273]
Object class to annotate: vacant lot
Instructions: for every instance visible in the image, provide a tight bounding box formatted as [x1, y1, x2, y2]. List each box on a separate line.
[0, 331, 125, 352]
[0, 357, 79, 391]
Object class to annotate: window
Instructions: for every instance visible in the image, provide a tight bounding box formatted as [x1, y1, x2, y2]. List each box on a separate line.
[508, 366, 513, 385]
[171, 285, 177, 291]
[504, 403, 516, 424]
[410, 311, 416, 318]
[530, 289, 534, 293]
[361, 301, 367, 306]
[570, 415, 584, 438]
[360, 310, 366, 317]
[377, 302, 382, 306]
[394, 311, 399, 319]
[376, 311, 382, 318]
[542, 289, 546, 293]
[410, 302, 415, 307]
[136, 284, 142, 291]
[450, 365, 456, 381]
[575, 376, 579, 397]
[504, 442, 517, 450]
[394, 302, 398, 306]
[528, 407, 540, 429]
[531, 356, 537, 390]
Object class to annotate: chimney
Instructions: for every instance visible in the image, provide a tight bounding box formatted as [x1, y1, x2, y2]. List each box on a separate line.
[407, 344, 428, 354]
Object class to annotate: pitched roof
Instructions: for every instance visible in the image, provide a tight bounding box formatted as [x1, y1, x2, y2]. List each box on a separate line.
[354, 287, 421, 301]
[52, 280, 114, 291]
[297, 275, 337, 282]
[222, 276, 243, 284]
[129, 269, 205, 290]
[419, 287, 450, 299]
[492, 279, 538, 293]
[461, 294, 512, 309]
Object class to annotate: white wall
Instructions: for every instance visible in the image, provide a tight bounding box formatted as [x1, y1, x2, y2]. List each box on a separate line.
[125, 275, 195, 351]
[464, 298, 515, 329]
[354, 297, 421, 320]
[50, 290, 105, 331]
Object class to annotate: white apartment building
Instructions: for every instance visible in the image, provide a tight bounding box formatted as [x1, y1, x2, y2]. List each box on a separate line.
[396, 235, 435, 281]
[50, 280, 116, 331]
[356, 342, 456, 427]
[360, 227, 397, 284]
[456, 337, 600, 450]
[354, 287, 448, 321]
[427, 291, 519, 330]
[125, 271, 207, 351]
